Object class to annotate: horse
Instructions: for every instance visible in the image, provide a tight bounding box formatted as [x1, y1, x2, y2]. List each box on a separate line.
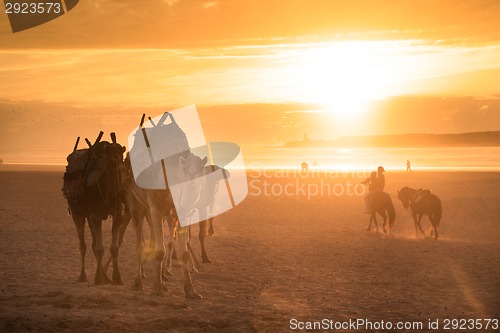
[122, 151, 207, 297]
[63, 132, 126, 285]
[365, 191, 396, 234]
[397, 186, 442, 240]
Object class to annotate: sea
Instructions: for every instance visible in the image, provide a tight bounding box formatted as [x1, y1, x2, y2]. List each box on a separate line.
[243, 146, 500, 171]
[1, 146, 499, 171]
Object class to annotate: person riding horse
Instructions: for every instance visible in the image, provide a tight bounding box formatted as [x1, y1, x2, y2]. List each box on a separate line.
[362, 166, 385, 213]
[361, 166, 394, 233]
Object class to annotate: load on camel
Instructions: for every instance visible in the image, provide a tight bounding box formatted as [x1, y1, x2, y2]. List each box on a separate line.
[62, 131, 126, 285]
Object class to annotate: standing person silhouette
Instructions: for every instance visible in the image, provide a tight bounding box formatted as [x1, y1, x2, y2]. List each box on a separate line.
[406, 160, 412, 172]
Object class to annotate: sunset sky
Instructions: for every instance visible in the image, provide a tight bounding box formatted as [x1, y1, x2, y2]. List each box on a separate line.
[1, 0, 500, 164]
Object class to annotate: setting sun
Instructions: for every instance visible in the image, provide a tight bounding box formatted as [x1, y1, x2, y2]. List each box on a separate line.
[291, 41, 395, 115]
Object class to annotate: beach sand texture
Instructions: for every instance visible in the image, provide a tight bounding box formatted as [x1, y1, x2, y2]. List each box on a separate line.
[0, 170, 499, 332]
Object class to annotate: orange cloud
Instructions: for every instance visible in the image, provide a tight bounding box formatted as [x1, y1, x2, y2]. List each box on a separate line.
[1, 0, 500, 49]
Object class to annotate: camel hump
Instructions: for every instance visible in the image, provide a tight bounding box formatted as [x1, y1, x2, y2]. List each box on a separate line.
[85, 140, 128, 186]
[85, 157, 108, 186]
[62, 140, 122, 198]
[62, 149, 89, 199]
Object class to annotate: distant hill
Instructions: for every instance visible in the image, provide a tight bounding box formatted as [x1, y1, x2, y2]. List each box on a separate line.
[283, 131, 500, 148]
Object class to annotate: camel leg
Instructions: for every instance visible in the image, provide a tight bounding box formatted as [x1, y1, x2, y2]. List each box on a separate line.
[208, 217, 215, 236]
[171, 246, 178, 260]
[143, 209, 154, 276]
[150, 207, 166, 295]
[373, 214, 379, 233]
[164, 215, 176, 277]
[104, 208, 130, 274]
[199, 220, 211, 263]
[117, 208, 131, 247]
[132, 212, 145, 291]
[177, 225, 202, 299]
[187, 226, 201, 273]
[110, 209, 123, 285]
[88, 217, 110, 285]
[72, 214, 87, 282]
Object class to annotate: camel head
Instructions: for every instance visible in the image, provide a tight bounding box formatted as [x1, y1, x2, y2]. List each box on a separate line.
[179, 154, 207, 181]
[105, 143, 126, 163]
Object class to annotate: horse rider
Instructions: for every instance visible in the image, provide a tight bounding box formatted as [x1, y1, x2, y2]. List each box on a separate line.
[374, 166, 385, 192]
[361, 166, 385, 213]
[361, 171, 378, 213]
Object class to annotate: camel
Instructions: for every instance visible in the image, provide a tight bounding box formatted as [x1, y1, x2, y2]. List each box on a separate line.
[165, 164, 230, 267]
[122, 151, 207, 297]
[194, 165, 229, 263]
[63, 132, 126, 285]
[112, 160, 227, 292]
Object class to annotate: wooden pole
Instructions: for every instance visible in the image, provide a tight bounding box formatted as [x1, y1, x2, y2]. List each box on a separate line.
[110, 132, 117, 144]
[148, 116, 156, 126]
[85, 138, 92, 148]
[93, 131, 104, 146]
[73, 137, 80, 152]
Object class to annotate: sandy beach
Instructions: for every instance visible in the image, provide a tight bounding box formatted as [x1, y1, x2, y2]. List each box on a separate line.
[0, 169, 499, 332]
